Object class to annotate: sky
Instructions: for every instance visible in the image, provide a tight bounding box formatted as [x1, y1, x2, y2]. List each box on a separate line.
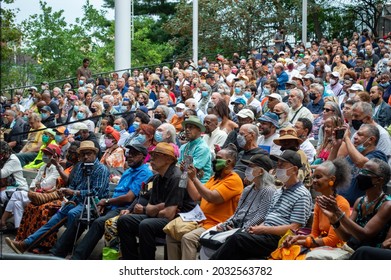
[5, 0, 114, 25]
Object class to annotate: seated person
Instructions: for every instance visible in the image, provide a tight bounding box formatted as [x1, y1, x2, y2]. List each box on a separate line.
[279, 158, 351, 259]
[5, 141, 110, 255]
[62, 144, 153, 260]
[1, 144, 61, 231]
[23, 128, 56, 170]
[210, 150, 312, 260]
[317, 158, 391, 258]
[100, 125, 125, 181]
[116, 143, 196, 260]
[349, 227, 391, 260]
[166, 146, 243, 260]
[199, 154, 276, 259]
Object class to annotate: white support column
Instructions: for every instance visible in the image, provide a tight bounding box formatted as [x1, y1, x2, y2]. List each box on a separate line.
[193, 0, 198, 64]
[302, 0, 307, 46]
[115, 0, 131, 75]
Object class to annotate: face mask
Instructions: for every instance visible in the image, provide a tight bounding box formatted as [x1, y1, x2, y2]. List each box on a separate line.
[42, 134, 50, 143]
[275, 167, 294, 183]
[79, 80, 84, 86]
[351, 119, 364, 130]
[135, 134, 146, 144]
[356, 174, 374, 191]
[103, 103, 110, 110]
[297, 59, 302, 64]
[138, 101, 144, 106]
[217, 117, 222, 123]
[66, 153, 78, 162]
[299, 48, 304, 52]
[330, 79, 337, 85]
[176, 112, 184, 118]
[315, 67, 321, 71]
[237, 134, 246, 148]
[244, 91, 252, 99]
[55, 135, 63, 143]
[319, 50, 324, 55]
[121, 106, 128, 112]
[245, 167, 255, 182]
[234, 87, 241, 94]
[371, 97, 380, 105]
[113, 124, 121, 131]
[154, 113, 162, 119]
[22, 116, 28, 122]
[263, 88, 270, 96]
[90, 107, 96, 113]
[202, 91, 209, 98]
[287, 64, 294, 70]
[76, 112, 85, 120]
[379, 82, 390, 88]
[356, 137, 370, 153]
[133, 121, 140, 130]
[42, 155, 51, 164]
[212, 159, 227, 172]
[73, 105, 79, 112]
[309, 93, 317, 100]
[164, 85, 169, 89]
[41, 113, 48, 119]
[154, 131, 164, 142]
[233, 105, 241, 114]
[352, 53, 356, 57]
[105, 138, 114, 148]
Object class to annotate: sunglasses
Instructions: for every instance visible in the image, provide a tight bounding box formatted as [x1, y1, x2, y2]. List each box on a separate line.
[323, 108, 334, 112]
[359, 168, 382, 178]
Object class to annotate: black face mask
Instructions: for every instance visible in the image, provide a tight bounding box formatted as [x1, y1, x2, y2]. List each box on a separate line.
[154, 113, 162, 119]
[351, 119, 364, 130]
[90, 107, 96, 113]
[309, 93, 317, 100]
[356, 174, 374, 191]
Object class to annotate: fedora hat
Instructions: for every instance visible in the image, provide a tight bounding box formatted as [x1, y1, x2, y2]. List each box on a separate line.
[77, 140, 98, 154]
[149, 142, 177, 159]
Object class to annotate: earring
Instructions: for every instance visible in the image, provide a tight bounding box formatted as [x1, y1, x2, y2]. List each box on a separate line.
[328, 181, 334, 187]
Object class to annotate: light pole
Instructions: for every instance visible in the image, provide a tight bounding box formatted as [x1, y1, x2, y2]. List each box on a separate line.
[193, 0, 198, 64]
[302, 0, 307, 45]
[114, 0, 131, 75]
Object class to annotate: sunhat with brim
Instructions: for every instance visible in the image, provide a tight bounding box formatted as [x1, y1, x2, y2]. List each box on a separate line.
[42, 144, 61, 156]
[273, 127, 304, 145]
[69, 122, 88, 135]
[77, 140, 99, 154]
[43, 128, 56, 137]
[182, 115, 205, 132]
[149, 142, 177, 159]
[270, 149, 302, 168]
[241, 154, 273, 172]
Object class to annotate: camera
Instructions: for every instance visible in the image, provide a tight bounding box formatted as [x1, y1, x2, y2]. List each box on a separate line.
[82, 162, 94, 176]
[335, 129, 346, 140]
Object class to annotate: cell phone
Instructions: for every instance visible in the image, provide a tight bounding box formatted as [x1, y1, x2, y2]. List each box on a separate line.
[335, 129, 345, 139]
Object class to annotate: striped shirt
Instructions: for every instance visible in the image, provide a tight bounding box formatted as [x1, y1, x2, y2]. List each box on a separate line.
[264, 182, 312, 227]
[223, 183, 276, 230]
[69, 158, 110, 201]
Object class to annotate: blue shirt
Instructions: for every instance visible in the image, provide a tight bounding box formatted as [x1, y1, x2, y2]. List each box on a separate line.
[179, 137, 212, 184]
[276, 71, 289, 90]
[111, 163, 153, 210]
[69, 158, 110, 202]
[306, 99, 325, 115]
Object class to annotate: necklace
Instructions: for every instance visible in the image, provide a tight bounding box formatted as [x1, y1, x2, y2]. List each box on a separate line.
[364, 192, 384, 211]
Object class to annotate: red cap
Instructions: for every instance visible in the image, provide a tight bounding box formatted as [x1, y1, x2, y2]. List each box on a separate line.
[42, 144, 61, 156]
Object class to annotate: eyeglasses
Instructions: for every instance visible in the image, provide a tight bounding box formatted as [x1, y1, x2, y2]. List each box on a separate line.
[323, 108, 334, 112]
[359, 168, 382, 178]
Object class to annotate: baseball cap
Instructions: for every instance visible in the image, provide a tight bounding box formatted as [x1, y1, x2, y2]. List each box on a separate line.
[303, 74, 315, 81]
[270, 149, 302, 168]
[240, 154, 273, 172]
[126, 143, 148, 156]
[268, 93, 282, 102]
[28, 86, 38, 92]
[40, 106, 52, 113]
[69, 122, 88, 134]
[285, 80, 298, 87]
[349, 84, 364, 91]
[53, 126, 69, 136]
[176, 103, 187, 110]
[230, 98, 246, 106]
[236, 109, 255, 120]
[42, 144, 61, 156]
[200, 68, 208, 74]
[331, 72, 340, 78]
[278, 51, 285, 55]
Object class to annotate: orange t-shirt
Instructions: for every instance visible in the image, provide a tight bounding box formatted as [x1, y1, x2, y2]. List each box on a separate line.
[200, 171, 243, 229]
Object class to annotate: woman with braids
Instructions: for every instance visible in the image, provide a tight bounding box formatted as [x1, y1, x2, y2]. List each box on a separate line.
[273, 158, 352, 260]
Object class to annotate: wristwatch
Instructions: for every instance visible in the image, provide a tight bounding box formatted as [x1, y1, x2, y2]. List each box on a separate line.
[105, 198, 110, 205]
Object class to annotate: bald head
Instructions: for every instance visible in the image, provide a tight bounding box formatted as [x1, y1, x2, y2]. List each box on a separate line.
[204, 114, 218, 134]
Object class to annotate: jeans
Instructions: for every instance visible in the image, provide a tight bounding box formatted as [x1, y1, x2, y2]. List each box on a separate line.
[16, 152, 38, 167]
[24, 203, 82, 247]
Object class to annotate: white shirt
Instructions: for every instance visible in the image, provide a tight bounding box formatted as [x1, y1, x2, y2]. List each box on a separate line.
[288, 105, 314, 125]
[202, 127, 228, 159]
[118, 130, 131, 147]
[300, 138, 316, 163]
[248, 98, 262, 113]
[257, 131, 281, 155]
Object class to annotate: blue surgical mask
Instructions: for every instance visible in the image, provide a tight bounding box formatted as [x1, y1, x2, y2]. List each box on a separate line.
[79, 80, 84, 86]
[154, 131, 164, 142]
[263, 88, 270, 96]
[73, 105, 79, 112]
[202, 91, 209, 97]
[135, 134, 146, 144]
[76, 112, 85, 120]
[380, 82, 390, 88]
[55, 135, 63, 143]
[133, 121, 140, 130]
[235, 87, 241, 94]
[244, 91, 252, 99]
[356, 138, 370, 153]
[41, 113, 48, 119]
[176, 112, 184, 118]
[121, 106, 128, 112]
[237, 134, 246, 148]
[22, 116, 28, 122]
[113, 124, 121, 132]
